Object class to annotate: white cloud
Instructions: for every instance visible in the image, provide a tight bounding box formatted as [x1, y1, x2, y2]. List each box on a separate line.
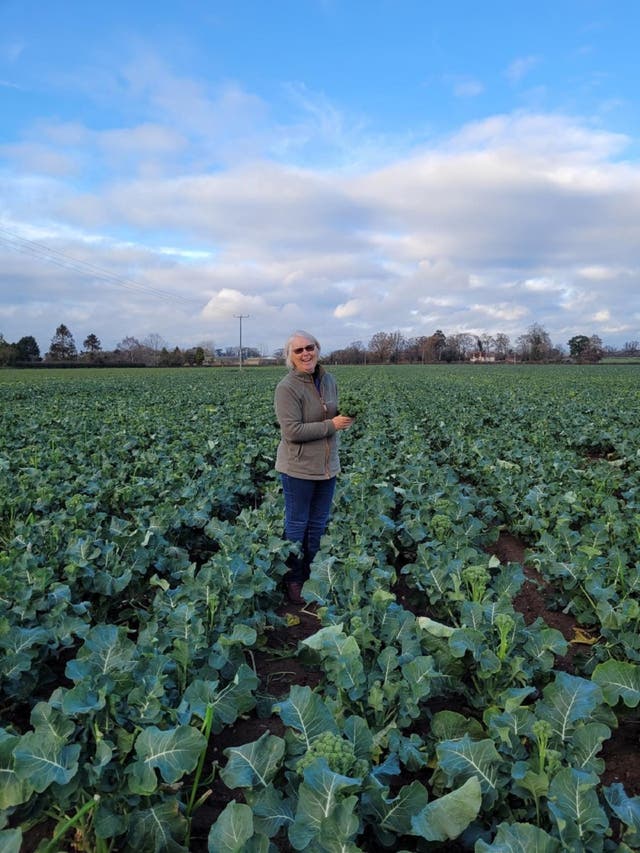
[506, 56, 540, 84]
[2, 76, 640, 353]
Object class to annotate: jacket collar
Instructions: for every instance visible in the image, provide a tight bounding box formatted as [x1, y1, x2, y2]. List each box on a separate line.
[290, 364, 325, 382]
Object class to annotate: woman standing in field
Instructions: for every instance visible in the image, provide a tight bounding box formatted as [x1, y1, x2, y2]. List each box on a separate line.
[274, 330, 353, 604]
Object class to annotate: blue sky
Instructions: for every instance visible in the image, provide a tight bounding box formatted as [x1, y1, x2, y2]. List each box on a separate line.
[1, 0, 639, 355]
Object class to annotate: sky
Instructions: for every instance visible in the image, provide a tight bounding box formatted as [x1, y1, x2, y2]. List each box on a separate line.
[1, 0, 640, 357]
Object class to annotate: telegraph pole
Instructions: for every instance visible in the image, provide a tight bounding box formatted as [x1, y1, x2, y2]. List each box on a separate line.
[234, 314, 249, 368]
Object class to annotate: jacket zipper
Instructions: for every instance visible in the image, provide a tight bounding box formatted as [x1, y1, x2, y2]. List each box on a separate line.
[316, 376, 331, 478]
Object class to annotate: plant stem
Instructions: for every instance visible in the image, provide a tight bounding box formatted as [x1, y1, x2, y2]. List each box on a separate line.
[42, 795, 100, 853]
[184, 704, 215, 848]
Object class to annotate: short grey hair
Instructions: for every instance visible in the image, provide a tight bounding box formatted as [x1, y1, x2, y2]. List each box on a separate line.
[284, 330, 321, 368]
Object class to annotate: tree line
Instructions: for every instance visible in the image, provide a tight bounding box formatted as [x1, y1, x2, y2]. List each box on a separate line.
[327, 326, 636, 364]
[1, 322, 639, 368]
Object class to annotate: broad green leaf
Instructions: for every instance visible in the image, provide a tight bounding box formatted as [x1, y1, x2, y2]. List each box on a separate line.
[302, 625, 365, 698]
[511, 762, 549, 802]
[417, 615, 455, 638]
[246, 783, 295, 837]
[221, 732, 285, 788]
[0, 730, 33, 808]
[30, 701, 75, 739]
[13, 730, 80, 792]
[61, 682, 106, 714]
[547, 768, 609, 849]
[604, 783, 640, 846]
[316, 800, 361, 852]
[592, 659, 640, 708]
[448, 627, 486, 659]
[568, 722, 610, 774]
[431, 710, 485, 742]
[343, 715, 373, 761]
[436, 735, 501, 806]
[411, 776, 481, 841]
[177, 678, 220, 724]
[289, 760, 360, 850]
[209, 664, 258, 733]
[537, 672, 603, 740]
[208, 801, 254, 853]
[127, 798, 188, 853]
[129, 724, 206, 793]
[365, 779, 429, 836]
[65, 623, 137, 681]
[0, 829, 22, 853]
[400, 654, 437, 701]
[475, 821, 562, 852]
[273, 685, 337, 747]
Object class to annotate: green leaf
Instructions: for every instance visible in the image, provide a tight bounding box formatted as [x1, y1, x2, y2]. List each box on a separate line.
[604, 783, 640, 847]
[592, 659, 640, 708]
[129, 725, 206, 793]
[365, 779, 429, 836]
[61, 682, 105, 714]
[302, 625, 366, 699]
[208, 801, 254, 853]
[537, 672, 603, 740]
[0, 730, 33, 808]
[567, 722, 610, 774]
[220, 732, 285, 788]
[411, 776, 481, 841]
[400, 655, 437, 702]
[290, 759, 360, 850]
[547, 768, 609, 849]
[246, 783, 294, 838]
[209, 664, 258, 733]
[343, 715, 373, 761]
[13, 730, 80, 793]
[430, 710, 485, 742]
[475, 821, 562, 852]
[65, 623, 137, 681]
[417, 615, 455, 638]
[436, 734, 501, 807]
[127, 798, 188, 853]
[0, 829, 22, 853]
[273, 685, 337, 747]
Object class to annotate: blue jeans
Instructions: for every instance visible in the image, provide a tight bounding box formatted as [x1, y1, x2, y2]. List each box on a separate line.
[281, 474, 336, 583]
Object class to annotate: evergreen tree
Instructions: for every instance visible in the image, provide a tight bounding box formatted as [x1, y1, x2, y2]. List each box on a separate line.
[47, 324, 77, 361]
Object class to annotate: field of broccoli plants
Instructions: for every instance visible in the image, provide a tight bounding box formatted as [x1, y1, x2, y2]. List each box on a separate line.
[1, 363, 640, 852]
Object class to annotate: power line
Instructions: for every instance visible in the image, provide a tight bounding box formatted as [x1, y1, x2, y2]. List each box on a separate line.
[0, 225, 203, 307]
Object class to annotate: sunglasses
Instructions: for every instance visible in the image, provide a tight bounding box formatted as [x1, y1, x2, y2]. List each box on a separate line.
[292, 344, 316, 355]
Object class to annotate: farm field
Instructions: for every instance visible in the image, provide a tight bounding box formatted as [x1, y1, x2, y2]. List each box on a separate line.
[1, 363, 640, 852]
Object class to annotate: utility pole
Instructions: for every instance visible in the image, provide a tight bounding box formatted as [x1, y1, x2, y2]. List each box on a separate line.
[234, 314, 249, 368]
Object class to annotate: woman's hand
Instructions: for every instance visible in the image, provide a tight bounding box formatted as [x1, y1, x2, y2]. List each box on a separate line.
[332, 415, 354, 431]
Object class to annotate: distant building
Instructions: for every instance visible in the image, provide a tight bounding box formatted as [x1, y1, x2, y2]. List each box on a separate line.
[469, 352, 496, 363]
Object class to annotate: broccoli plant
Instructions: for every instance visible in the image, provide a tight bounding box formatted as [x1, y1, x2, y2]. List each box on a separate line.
[296, 731, 369, 778]
[338, 390, 366, 419]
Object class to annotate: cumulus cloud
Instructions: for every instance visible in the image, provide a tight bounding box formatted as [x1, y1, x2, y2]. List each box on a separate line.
[1, 49, 640, 354]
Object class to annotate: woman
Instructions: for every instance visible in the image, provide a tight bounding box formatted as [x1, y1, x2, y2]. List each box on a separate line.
[274, 330, 353, 603]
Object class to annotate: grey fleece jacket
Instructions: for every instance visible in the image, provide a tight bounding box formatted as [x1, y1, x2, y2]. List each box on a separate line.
[274, 365, 340, 480]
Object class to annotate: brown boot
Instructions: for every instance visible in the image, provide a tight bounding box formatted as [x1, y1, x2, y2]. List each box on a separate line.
[286, 582, 304, 605]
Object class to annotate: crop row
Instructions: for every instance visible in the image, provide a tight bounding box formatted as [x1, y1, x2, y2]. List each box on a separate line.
[0, 365, 639, 851]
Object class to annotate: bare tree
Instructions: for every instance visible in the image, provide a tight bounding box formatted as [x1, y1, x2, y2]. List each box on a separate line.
[115, 336, 144, 364]
[494, 333, 511, 360]
[368, 331, 394, 363]
[516, 323, 553, 362]
[143, 333, 167, 366]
